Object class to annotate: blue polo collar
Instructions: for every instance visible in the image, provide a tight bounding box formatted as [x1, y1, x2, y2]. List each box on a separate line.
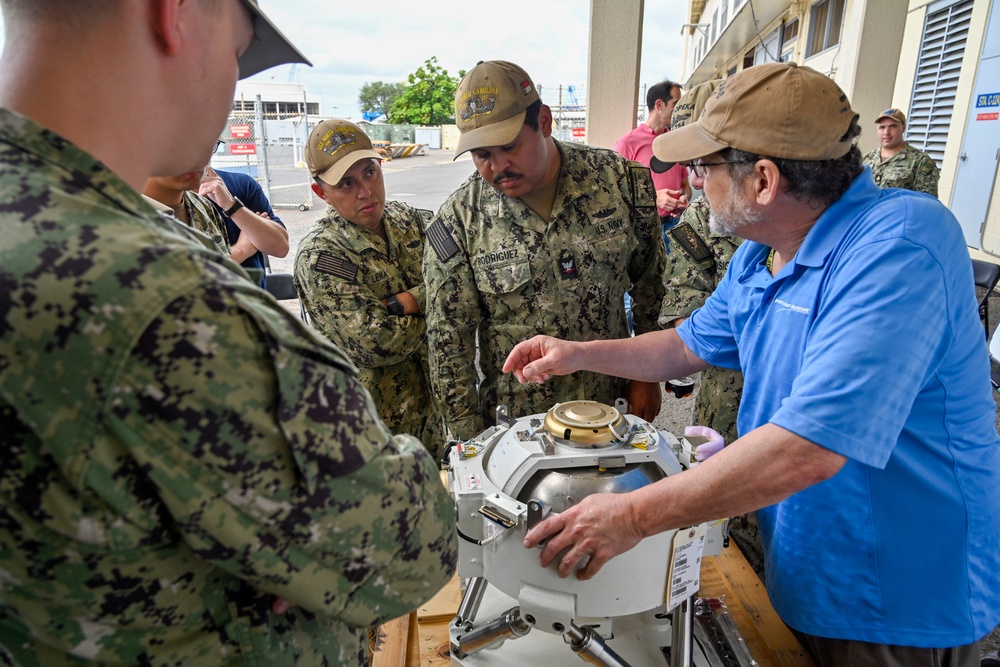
[791, 170, 880, 269]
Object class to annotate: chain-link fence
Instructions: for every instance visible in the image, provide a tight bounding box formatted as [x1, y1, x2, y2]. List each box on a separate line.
[211, 94, 315, 211]
[539, 83, 588, 144]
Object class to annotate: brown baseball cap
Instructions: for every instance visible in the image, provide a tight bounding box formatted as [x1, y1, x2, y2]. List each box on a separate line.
[652, 62, 857, 165]
[875, 108, 906, 124]
[306, 119, 383, 185]
[454, 60, 541, 157]
[237, 0, 311, 79]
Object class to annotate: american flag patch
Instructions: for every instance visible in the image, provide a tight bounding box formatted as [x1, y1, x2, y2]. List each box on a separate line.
[426, 219, 459, 262]
[315, 251, 358, 282]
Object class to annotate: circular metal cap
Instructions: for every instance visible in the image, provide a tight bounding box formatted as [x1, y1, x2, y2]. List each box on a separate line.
[543, 400, 627, 446]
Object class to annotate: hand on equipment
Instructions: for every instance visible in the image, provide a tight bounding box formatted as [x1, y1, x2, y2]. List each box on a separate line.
[685, 425, 725, 461]
[523, 492, 643, 581]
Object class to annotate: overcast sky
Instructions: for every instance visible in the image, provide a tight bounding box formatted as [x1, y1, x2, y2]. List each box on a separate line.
[0, 1, 687, 119]
[250, 1, 687, 117]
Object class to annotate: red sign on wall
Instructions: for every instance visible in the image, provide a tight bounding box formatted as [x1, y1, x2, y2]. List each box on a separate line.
[229, 143, 257, 155]
[230, 124, 252, 139]
[572, 127, 586, 137]
[977, 112, 999, 121]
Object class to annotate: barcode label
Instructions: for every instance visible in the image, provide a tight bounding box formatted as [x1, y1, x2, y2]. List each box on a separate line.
[665, 524, 708, 610]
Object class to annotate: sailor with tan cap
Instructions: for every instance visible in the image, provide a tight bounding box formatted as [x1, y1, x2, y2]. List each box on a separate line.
[862, 107, 940, 196]
[423, 60, 667, 440]
[295, 119, 445, 455]
[0, 1, 456, 665]
[505, 62, 1000, 667]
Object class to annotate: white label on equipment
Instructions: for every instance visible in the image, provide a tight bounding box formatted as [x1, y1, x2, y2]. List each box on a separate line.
[666, 523, 707, 610]
[462, 474, 483, 491]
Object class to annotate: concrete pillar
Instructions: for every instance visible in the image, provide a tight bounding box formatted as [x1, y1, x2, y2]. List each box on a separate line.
[836, 0, 909, 155]
[586, 0, 644, 149]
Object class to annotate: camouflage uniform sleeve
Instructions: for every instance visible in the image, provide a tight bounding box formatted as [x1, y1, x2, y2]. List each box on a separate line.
[206, 205, 232, 256]
[113, 284, 456, 626]
[295, 244, 427, 369]
[185, 191, 232, 256]
[623, 162, 667, 334]
[403, 207, 434, 311]
[861, 148, 878, 171]
[913, 152, 940, 198]
[406, 281, 426, 312]
[659, 197, 716, 326]
[423, 201, 483, 440]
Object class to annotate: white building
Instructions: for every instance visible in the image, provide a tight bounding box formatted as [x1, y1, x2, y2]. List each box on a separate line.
[584, 0, 999, 260]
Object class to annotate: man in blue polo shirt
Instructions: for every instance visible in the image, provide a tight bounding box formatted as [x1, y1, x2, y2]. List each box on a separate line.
[504, 62, 1000, 667]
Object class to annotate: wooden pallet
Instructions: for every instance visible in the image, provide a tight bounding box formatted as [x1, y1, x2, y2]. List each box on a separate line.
[371, 543, 815, 667]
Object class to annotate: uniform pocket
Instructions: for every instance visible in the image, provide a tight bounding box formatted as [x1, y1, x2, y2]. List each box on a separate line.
[582, 215, 636, 269]
[473, 258, 531, 295]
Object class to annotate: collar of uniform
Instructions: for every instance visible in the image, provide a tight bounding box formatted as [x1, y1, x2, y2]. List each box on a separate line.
[791, 172, 881, 269]
[869, 142, 912, 166]
[884, 142, 913, 163]
[548, 139, 595, 211]
[477, 140, 599, 231]
[142, 194, 173, 215]
[0, 107, 158, 221]
[323, 206, 394, 255]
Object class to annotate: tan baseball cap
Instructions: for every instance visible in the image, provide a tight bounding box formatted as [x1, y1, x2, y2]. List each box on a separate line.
[306, 119, 383, 185]
[652, 62, 857, 165]
[238, 0, 311, 79]
[454, 60, 541, 156]
[670, 79, 723, 131]
[875, 108, 906, 124]
[651, 79, 724, 173]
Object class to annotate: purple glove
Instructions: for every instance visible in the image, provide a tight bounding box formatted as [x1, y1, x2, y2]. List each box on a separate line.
[684, 425, 725, 461]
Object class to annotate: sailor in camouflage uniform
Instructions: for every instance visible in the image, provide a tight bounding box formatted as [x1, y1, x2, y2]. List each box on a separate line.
[143, 170, 233, 256]
[656, 80, 744, 446]
[424, 61, 667, 440]
[0, 2, 456, 666]
[861, 108, 940, 197]
[654, 80, 761, 580]
[295, 119, 445, 458]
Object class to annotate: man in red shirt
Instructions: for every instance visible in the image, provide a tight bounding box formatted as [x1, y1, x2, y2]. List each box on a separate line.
[614, 79, 692, 252]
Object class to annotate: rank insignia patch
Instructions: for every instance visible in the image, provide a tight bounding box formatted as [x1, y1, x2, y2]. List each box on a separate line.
[559, 253, 578, 280]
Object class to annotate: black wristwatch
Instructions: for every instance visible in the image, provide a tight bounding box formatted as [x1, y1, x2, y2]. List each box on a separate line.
[223, 197, 244, 216]
[386, 294, 405, 316]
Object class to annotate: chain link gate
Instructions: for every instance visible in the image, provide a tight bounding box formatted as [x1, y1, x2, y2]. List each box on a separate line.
[211, 94, 315, 211]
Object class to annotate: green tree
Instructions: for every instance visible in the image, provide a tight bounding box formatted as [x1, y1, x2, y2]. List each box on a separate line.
[358, 81, 405, 119]
[388, 57, 464, 126]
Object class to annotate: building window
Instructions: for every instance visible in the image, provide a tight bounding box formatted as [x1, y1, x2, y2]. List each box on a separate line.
[782, 18, 799, 48]
[781, 17, 799, 61]
[711, 9, 718, 43]
[722, 1, 729, 28]
[807, 0, 845, 56]
[907, 0, 974, 165]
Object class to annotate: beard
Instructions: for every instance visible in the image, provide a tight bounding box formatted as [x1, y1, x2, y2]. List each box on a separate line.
[708, 179, 765, 236]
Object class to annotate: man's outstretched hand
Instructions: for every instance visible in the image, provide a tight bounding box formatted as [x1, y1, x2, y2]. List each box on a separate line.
[502, 335, 582, 384]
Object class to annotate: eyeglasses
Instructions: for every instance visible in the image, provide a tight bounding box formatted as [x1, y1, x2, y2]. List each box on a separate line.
[687, 159, 753, 178]
[213, 140, 225, 154]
